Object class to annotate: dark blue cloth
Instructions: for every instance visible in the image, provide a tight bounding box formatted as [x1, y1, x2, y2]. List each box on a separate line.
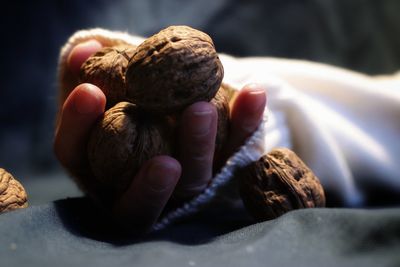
[1, 197, 399, 267]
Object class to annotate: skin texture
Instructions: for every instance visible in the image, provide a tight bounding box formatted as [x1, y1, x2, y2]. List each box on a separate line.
[54, 39, 267, 234]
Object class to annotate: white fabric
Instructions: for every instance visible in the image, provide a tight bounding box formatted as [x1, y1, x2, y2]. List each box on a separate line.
[59, 29, 400, 230]
[221, 56, 400, 207]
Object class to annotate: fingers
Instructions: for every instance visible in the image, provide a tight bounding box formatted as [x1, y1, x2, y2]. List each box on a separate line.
[68, 40, 103, 77]
[113, 156, 181, 233]
[55, 39, 105, 169]
[54, 83, 106, 170]
[175, 102, 218, 200]
[225, 84, 267, 156]
[60, 40, 103, 105]
[168, 85, 265, 202]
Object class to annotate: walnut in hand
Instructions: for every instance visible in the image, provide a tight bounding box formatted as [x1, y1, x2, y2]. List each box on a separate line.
[87, 102, 173, 199]
[126, 25, 224, 113]
[78, 26, 229, 204]
[80, 44, 137, 108]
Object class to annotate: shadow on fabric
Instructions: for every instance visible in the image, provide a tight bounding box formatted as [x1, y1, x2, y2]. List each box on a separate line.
[53, 197, 254, 245]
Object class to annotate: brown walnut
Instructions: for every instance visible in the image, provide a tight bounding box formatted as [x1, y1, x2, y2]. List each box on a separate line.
[0, 168, 28, 213]
[87, 102, 173, 199]
[239, 148, 325, 221]
[126, 25, 224, 113]
[80, 44, 136, 108]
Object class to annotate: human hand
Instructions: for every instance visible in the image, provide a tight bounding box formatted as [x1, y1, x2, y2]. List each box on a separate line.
[54, 40, 267, 234]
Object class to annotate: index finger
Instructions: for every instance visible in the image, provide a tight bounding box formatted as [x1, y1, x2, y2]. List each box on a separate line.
[54, 83, 106, 170]
[59, 40, 103, 106]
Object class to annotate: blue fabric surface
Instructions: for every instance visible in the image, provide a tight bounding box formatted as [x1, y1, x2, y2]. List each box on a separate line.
[1, 197, 399, 267]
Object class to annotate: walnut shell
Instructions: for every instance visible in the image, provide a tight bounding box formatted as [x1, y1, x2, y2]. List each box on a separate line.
[239, 148, 325, 221]
[80, 44, 136, 108]
[87, 102, 173, 199]
[125, 25, 224, 113]
[0, 168, 28, 213]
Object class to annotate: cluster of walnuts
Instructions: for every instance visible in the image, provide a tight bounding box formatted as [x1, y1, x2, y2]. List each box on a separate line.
[79, 26, 229, 203]
[78, 25, 325, 222]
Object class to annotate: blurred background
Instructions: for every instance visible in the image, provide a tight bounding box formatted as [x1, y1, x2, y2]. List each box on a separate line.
[1, 0, 400, 205]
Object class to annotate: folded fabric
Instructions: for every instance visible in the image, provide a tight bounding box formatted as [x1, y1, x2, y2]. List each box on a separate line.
[58, 28, 400, 230]
[1, 197, 399, 267]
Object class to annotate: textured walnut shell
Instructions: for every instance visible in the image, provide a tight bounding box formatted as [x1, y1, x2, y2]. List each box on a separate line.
[239, 148, 325, 221]
[126, 25, 224, 113]
[87, 102, 172, 199]
[80, 44, 136, 108]
[0, 168, 28, 213]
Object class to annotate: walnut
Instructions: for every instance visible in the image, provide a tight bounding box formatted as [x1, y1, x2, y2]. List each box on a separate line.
[0, 168, 28, 213]
[80, 44, 136, 108]
[238, 148, 325, 221]
[125, 25, 224, 113]
[87, 102, 173, 199]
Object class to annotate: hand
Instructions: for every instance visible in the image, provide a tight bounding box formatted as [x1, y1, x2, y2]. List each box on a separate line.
[54, 40, 267, 234]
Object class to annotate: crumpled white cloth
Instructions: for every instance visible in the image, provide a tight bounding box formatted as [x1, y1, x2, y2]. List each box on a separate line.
[223, 57, 400, 208]
[58, 29, 400, 230]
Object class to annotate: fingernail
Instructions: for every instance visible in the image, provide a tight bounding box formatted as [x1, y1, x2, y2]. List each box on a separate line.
[76, 39, 102, 49]
[246, 85, 266, 113]
[146, 161, 179, 192]
[74, 84, 101, 115]
[241, 85, 266, 132]
[190, 107, 213, 136]
[244, 83, 267, 92]
[67, 40, 102, 74]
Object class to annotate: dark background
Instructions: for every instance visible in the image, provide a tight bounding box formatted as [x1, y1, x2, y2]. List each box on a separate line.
[0, 0, 399, 203]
